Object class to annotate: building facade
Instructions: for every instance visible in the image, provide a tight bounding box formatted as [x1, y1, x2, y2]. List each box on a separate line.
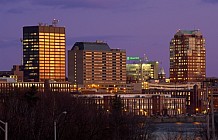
[126, 58, 159, 83]
[0, 80, 70, 93]
[142, 84, 199, 114]
[199, 77, 218, 113]
[12, 65, 24, 82]
[76, 94, 186, 116]
[68, 41, 126, 90]
[158, 67, 166, 83]
[170, 30, 206, 83]
[23, 24, 66, 82]
[0, 65, 24, 82]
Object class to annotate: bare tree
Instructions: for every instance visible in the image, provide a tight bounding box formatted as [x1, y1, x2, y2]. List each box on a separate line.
[0, 90, 156, 140]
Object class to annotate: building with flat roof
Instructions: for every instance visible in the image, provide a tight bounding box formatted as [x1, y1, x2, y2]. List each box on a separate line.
[75, 94, 186, 116]
[126, 56, 159, 84]
[12, 65, 24, 82]
[0, 80, 70, 93]
[0, 65, 23, 82]
[23, 23, 66, 82]
[142, 84, 200, 114]
[68, 41, 126, 90]
[0, 71, 13, 77]
[170, 30, 206, 83]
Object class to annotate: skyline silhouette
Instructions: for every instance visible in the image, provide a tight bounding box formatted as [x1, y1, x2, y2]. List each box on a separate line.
[0, 0, 218, 77]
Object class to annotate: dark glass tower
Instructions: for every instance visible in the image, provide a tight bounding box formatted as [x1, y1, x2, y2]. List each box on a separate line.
[23, 25, 66, 82]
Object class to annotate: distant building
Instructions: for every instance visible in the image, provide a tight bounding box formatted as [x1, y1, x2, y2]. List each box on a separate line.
[0, 65, 23, 82]
[0, 71, 13, 77]
[12, 65, 24, 82]
[142, 89, 197, 114]
[0, 77, 16, 83]
[126, 56, 159, 83]
[199, 77, 218, 113]
[23, 24, 66, 82]
[170, 30, 206, 83]
[76, 94, 186, 116]
[0, 80, 70, 93]
[147, 61, 159, 79]
[68, 41, 126, 90]
[158, 67, 166, 82]
[141, 82, 201, 114]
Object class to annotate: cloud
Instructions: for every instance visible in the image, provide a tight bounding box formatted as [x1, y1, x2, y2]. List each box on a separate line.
[202, 0, 218, 3]
[6, 8, 26, 14]
[0, 39, 20, 48]
[0, 0, 147, 14]
[68, 34, 133, 42]
[34, 0, 101, 9]
[0, 0, 17, 4]
[0, 0, 7, 4]
[0, 0, 31, 14]
[66, 35, 134, 49]
[31, 0, 145, 10]
[0, 0, 112, 10]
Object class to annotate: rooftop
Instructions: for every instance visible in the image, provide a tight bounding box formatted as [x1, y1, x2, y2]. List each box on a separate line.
[175, 29, 202, 36]
[71, 41, 111, 51]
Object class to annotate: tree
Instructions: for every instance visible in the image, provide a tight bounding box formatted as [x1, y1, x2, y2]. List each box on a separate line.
[0, 91, 156, 140]
[24, 85, 39, 107]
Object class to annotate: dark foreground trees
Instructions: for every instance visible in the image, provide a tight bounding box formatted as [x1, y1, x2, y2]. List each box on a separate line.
[0, 91, 155, 140]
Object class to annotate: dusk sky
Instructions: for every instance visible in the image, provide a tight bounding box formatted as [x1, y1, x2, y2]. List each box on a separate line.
[0, 0, 218, 77]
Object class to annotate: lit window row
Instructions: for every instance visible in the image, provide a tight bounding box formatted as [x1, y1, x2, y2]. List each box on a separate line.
[39, 33, 65, 36]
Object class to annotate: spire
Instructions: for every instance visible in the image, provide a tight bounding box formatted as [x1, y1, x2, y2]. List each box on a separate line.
[159, 67, 165, 75]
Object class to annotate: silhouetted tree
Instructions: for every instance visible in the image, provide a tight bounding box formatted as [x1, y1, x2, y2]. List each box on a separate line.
[0, 91, 157, 140]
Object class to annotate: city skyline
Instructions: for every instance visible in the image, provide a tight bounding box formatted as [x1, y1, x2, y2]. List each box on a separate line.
[0, 0, 218, 77]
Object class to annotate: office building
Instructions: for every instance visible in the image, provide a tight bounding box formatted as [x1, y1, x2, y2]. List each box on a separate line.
[12, 65, 24, 82]
[126, 57, 159, 83]
[23, 23, 66, 82]
[0, 65, 23, 82]
[170, 30, 206, 83]
[68, 41, 126, 90]
[147, 61, 159, 79]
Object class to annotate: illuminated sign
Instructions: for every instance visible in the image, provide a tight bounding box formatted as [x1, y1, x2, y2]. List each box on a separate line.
[127, 57, 140, 60]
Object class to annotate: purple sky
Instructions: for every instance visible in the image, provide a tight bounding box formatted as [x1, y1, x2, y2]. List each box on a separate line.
[0, 0, 217, 77]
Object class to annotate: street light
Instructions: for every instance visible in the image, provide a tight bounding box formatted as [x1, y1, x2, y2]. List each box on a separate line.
[0, 120, 8, 140]
[178, 108, 181, 115]
[140, 109, 147, 116]
[54, 111, 67, 140]
[195, 108, 199, 114]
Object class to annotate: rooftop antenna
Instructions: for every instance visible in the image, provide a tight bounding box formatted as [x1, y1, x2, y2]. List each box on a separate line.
[52, 19, 59, 27]
[143, 53, 149, 62]
[38, 22, 43, 26]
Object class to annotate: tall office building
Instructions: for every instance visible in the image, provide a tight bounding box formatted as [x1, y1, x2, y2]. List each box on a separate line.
[170, 30, 206, 83]
[68, 41, 126, 88]
[23, 24, 66, 82]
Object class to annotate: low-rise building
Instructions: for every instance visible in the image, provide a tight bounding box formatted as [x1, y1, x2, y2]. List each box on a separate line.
[75, 94, 186, 116]
[0, 65, 24, 82]
[142, 83, 200, 114]
[0, 80, 70, 93]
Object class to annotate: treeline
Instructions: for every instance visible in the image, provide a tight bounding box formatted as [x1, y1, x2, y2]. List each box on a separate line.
[0, 87, 155, 140]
